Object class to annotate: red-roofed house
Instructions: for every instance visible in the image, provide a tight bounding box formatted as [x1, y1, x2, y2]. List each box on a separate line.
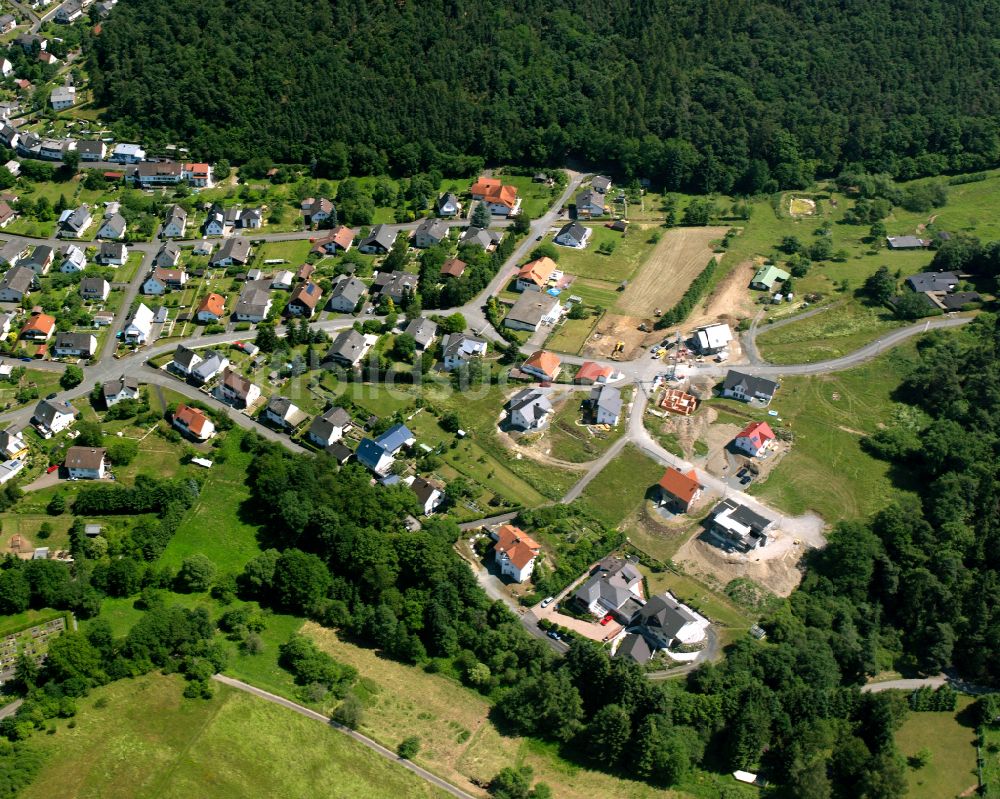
[172, 404, 215, 441]
[20, 312, 55, 341]
[312, 225, 354, 255]
[656, 468, 704, 513]
[195, 293, 226, 323]
[574, 361, 617, 385]
[470, 176, 521, 216]
[521, 350, 561, 382]
[493, 524, 541, 583]
[515, 256, 557, 292]
[733, 421, 776, 457]
[182, 163, 212, 187]
[440, 258, 466, 278]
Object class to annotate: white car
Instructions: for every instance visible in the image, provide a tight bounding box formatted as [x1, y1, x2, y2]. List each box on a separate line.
[541, 596, 555, 608]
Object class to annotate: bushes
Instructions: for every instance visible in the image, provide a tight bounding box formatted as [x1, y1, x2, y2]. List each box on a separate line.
[655, 258, 717, 328]
[278, 635, 357, 699]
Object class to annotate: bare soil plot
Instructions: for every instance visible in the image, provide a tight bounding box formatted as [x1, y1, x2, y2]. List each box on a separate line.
[614, 226, 727, 317]
[581, 313, 657, 360]
[789, 196, 817, 216]
[682, 258, 759, 331]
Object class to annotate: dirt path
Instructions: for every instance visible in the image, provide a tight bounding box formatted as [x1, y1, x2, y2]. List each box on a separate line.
[615, 227, 727, 317]
[496, 428, 590, 471]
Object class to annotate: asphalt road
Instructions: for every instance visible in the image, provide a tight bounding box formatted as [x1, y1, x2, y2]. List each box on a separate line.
[212, 675, 477, 799]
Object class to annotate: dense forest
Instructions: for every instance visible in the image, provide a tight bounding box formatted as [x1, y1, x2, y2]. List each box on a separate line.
[88, 0, 1000, 190]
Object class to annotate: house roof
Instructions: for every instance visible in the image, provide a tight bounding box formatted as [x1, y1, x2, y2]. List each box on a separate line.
[722, 370, 779, 399]
[574, 557, 642, 610]
[330, 276, 366, 306]
[415, 217, 448, 241]
[523, 350, 561, 378]
[737, 421, 775, 447]
[442, 333, 486, 360]
[403, 317, 437, 347]
[196, 293, 225, 317]
[271, 269, 295, 287]
[100, 212, 126, 236]
[657, 468, 702, 505]
[905, 271, 959, 293]
[360, 223, 396, 251]
[410, 476, 442, 508]
[21, 312, 54, 336]
[235, 280, 272, 317]
[34, 398, 74, 427]
[0, 265, 34, 294]
[173, 344, 201, 370]
[220, 367, 254, 398]
[459, 226, 500, 249]
[637, 594, 700, 640]
[617, 632, 652, 664]
[154, 242, 180, 265]
[376, 423, 414, 453]
[289, 281, 323, 310]
[751, 264, 790, 287]
[165, 204, 187, 227]
[324, 225, 355, 250]
[508, 389, 553, 422]
[887, 235, 929, 249]
[556, 221, 588, 243]
[98, 241, 127, 259]
[54, 331, 94, 353]
[102, 375, 139, 397]
[174, 404, 211, 437]
[437, 192, 459, 210]
[213, 237, 252, 264]
[589, 384, 622, 417]
[190, 350, 226, 380]
[309, 406, 351, 441]
[152, 267, 184, 284]
[64, 446, 105, 470]
[517, 256, 557, 287]
[356, 438, 391, 470]
[470, 177, 501, 195]
[494, 524, 540, 570]
[507, 292, 560, 328]
[574, 361, 613, 382]
[373, 270, 418, 298]
[694, 323, 732, 351]
[440, 258, 466, 278]
[576, 188, 604, 210]
[325, 440, 353, 464]
[325, 329, 368, 364]
[591, 175, 612, 192]
[80, 276, 109, 295]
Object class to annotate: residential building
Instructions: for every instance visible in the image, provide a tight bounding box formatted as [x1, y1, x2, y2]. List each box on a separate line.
[50, 86, 76, 110]
[97, 212, 127, 240]
[170, 345, 202, 376]
[693, 323, 732, 355]
[123, 303, 154, 344]
[589, 384, 622, 425]
[327, 275, 366, 313]
[521, 350, 561, 381]
[110, 143, 145, 164]
[469, 176, 520, 216]
[408, 476, 444, 515]
[492, 524, 540, 582]
[905, 271, 960, 293]
[575, 188, 605, 218]
[182, 162, 211, 187]
[97, 241, 129, 266]
[195, 292, 226, 323]
[39, 138, 69, 161]
[129, 160, 183, 187]
[733, 420, 776, 457]
[440, 333, 487, 371]
[79, 277, 110, 301]
[0, 428, 28, 460]
[64, 446, 106, 479]
[287, 282, 323, 317]
[264, 396, 307, 430]
[20, 312, 55, 341]
[413, 217, 449, 248]
[616, 632, 653, 664]
[211, 237, 252, 266]
[301, 197, 335, 225]
[55, 1, 83, 24]
[505, 292, 561, 332]
[459, 226, 501, 250]
[440, 257, 466, 278]
[33, 398, 74, 435]
[0, 265, 34, 302]
[234, 280, 272, 322]
[162, 205, 188, 238]
[376, 423, 415, 455]
[356, 438, 394, 475]
[591, 175, 612, 194]
[887, 235, 929, 250]
[372, 270, 418, 304]
[58, 204, 91, 238]
[269, 270, 294, 291]
[574, 361, 619, 385]
[554, 221, 591, 248]
[190, 350, 229, 384]
[357, 224, 397, 255]
[15, 33, 46, 53]
[216, 368, 261, 408]
[143, 267, 187, 295]
[656, 468, 703, 513]
[436, 193, 461, 217]
[324, 441, 353, 466]
[173, 404, 215, 441]
[633, 594, 709, 650]
[749, 264, 790, 291]
[507, 388, 553, 431]
[203, 206, 226, 236]
[152, 242, 181, 268]
[192, 239, 214, 256]
[53, 331, 96, 358]
[311, 225, 354, 255]
[573, 556, 644, 622]
[0, 201, 13, 230]
[297, 263, 316, 281]
[59, 244, 87, 273]
[102, 375, 140, 407]
[306, 406, 351, 448]
[721, 370, 779, 405]
[402, 317, 437, 350]
[21, 244, 53, 275]
[708, 499, 775, 552]
[76, 139, 106, 161]
[0, 15, 16, 33]
[515, 256, 558, 292]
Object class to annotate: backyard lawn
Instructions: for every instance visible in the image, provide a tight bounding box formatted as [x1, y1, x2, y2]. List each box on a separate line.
[575, 445, 663, 527]
[546, 392, 627, 463]
[550, 224, 653, 282]
[894, 696, 979, 799]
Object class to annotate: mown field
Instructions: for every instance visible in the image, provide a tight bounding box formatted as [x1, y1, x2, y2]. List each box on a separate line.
[894, 696, 979, 799]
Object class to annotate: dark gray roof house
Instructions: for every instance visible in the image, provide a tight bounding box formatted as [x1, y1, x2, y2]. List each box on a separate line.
[905, 271, 959, 293]
[33, 398, 74, 430]
[373, 271, 418, 303]
[98, 241, 127, 264]
[617, 632, 652, 664]
[324, 329, 369, 367]
[460, 226, 502, 250]
[574, 556, 644, 621]
[589, 384, 622, 421]
[413, 217, 449, 248]
[0, 265, 34, 300]
[358, 223, 397, 254]
[708, 498, 775, 552]
[402, 317, 437, 350]
[634, 595, 700, 645]
[721, 370, 779, 405]
[327, 276, 366, 313]
[307, 406, 351, 446]
[211, 237, 252, 266]
[591, 175, 613, 194]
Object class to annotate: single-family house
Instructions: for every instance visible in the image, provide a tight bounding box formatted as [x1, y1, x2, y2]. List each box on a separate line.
[15, 33, 46, 53]
[733, 420, 776, 457]
[589, 384, 622, 425]
[129, 160, 184, 187]
[408, 476, 444, 515]
[402, 317, 437, 350]
[0, 428, 28, 461]
[79, 276, 110, 301]
[0, 14, 16, 33]
[575, 188, 605, 218]
[656, 468, 703, 513]
[76, 139, 106, 161]
[616, 632, 653, 664]
[59, 244, 87, 273]
[493, 524, 540, 582]
[39, 138, 69, 161]
[436, 193, 461, 217]
[20, 312, 55, 341]
[97, 241, 129, 266]
[357, 224, 397, 255]
[301, 197, 335, 225]
[172, 404, 215, 441]
[505, 292, 561, 332]
[440, 258, 466, 279]
[372, 271, 418, 305]
[0, 265, 34, 302]
[356, 438, 394, 475]
[693, 323, 732, 355]
[521, 350, 561, 382]
[306, 406, 351, 448]
[905, 271, 960, 293]
[64, 446, 107, 480]
[554, 221, 591, 249]
[708, 499, 775, 552]
[49, 86, 76, 110]
[323, 329, 373, 367]
[59, 204, 91, 238]
[97, 212, 127, 240]
[195, 293, 226, 323]
[192, 239, 214, 257]
[162, 205, 188, 238]
[287, 282, 322, 317]
[573, 556, 644, 622]
[33, 398, 74, 435]
[633, 594, 709, 649]
[211, 237, 252, 267]
[152, 242, 181, 269]
[233, 280, 272, 322]
[170, 345, 202, 377]
[182, 162, 212, 187]
[327, 275, 366, 313]
[441, 333, 487, 371]
[110, 143, 145, 164]
[203, 205, 226, 236]
[2, 160, 18, 178]
[721, 370, 779, 405]
[469, 176, 520, 216]
[516, 256, 558, 292]
[507, 388, 553, 431]
[22, 244, 54, 275]
[264, 396, 307, 430]
[413, 217, 449, 249]
[325, 441, 353, 466]
[750, 264, 790, 291]
[102, 375, 140, 407]
[574, 361, 619, 384]
[297, 263, 315, 282]
[459, 226, 502, 250]
[143, 267, 187, 295]
[55, 0, 83, 24]
[591, 175, 612, 194]
[123, 303, 154, 344]
[216, 368, 261, 409]
[376, 423, 415, 455]
[311, 225, 354, 255]
[53, 331, 96, 358]
[190, 349, 229, 384]
[0, 200, 15, 228]
[887, 235, 929, 250]
[0, 240, 26, 267]
[271, 270, 295, 290]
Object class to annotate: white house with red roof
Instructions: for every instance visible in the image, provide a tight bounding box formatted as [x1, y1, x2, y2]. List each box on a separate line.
[733, 421, 776, 458]
[656, 468, 704, 513]
[492, 523, 541, 583]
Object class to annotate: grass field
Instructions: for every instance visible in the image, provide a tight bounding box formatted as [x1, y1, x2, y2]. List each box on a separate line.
[983, 723, 1000, 799]
[255, 239, 313, 265]
[551, 224, 650, 282]
[545, 315, 599, 355]
[643, 568, 754, 637]
[755, 301, 906, 364]
[575, 445, 664, 527]
[546, 394, 625, 463]
[306, 624, 699, 799]
[0, 368, 62, 412]
[22, 673, 451, 799]
[895, 696, 979, 799]
[496, 173, 558, 219]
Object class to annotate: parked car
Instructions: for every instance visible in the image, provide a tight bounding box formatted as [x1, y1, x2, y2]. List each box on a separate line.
[546, 630, 560, 640]
[45, 392, 57, 400]
[45, 464, 58, 474]
[740, 475, 753, 485]
[541, 596, 555, 608]
[600, 613, 614, 626]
